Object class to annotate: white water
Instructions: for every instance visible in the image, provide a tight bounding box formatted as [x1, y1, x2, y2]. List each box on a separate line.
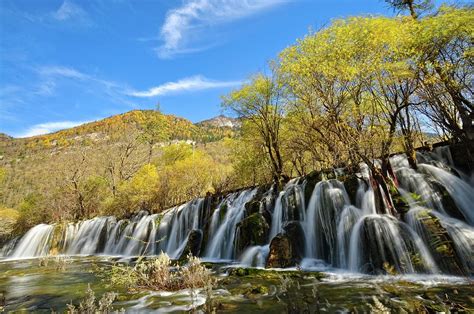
[204, 189, 257, 259]
[11, 224, 54, 258]
[2, 146, 473, 276]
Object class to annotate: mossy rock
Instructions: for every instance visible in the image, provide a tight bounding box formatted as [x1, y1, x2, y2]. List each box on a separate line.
[178, 229, 203, 262]
[227, 267, 325, 280]
[412, 209, 468, 276]
[266, 233, 299, 268]
[235, 213, 269, 256]
[244, 200, 261, 217]
[49, 222, 67, 255]
[282, 221, 305, 260]
[219, 203, 228, 222]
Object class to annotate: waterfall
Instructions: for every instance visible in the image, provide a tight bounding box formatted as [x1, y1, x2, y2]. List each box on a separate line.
[239, 245, 270, 267]
[11, 224, 55, 258]
[204, 189, 257, 260]
[2, 145, 473, 277]
[418, 164, 474, 225]
[269, 179, 306, 240]
[303, 179, 350, 264]
[336, 205, 361, 269]
[348, 214, 437, 274]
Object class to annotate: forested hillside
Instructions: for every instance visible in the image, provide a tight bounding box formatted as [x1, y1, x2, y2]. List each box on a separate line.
[0, 110, 243, 235]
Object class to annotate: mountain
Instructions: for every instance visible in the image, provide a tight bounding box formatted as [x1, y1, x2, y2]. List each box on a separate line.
[197, 115, 240, 129]
[0, 110, 238, 153]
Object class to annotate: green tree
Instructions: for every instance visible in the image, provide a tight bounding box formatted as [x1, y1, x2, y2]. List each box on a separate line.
[223, 71, 287, 184]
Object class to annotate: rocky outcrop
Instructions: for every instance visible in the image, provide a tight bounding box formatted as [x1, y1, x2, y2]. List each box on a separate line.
[282, 221, 305, 259]
[428, 179, 466, 222]
[411, 210, 468, 276]
[178, 229, 203, 260]
[343, 174, 360, 205]
[448, 140, 474, 174]
[235, 213, 269, 256]
[266, 233, 300, 268]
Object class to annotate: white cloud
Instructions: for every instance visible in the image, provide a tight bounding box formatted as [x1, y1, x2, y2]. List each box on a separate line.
[54, 0, 87, 21]
[38, 66, 89, 80]
[127, 75, 241, 97]
[158, 0, 288, 58]
[17, 121, 90, 138]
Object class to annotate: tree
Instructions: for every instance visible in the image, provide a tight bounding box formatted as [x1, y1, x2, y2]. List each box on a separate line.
[223, 71, 287, 184]
[139, 114, 169, 163]
[415, 6, 474, 141]
[385, 0, 433, 19]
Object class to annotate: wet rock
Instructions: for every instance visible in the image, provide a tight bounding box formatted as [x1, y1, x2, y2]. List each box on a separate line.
[266, 233, 300, 268]
[235, 213, 269, 256]
[178, 229, 203, 260]
[449, 140, 474, 174]
[49, 223, 66, 255]
[356, 216, 422, 274]
[343, 175, 360, 205]
[428, 179, 466, 222]
[244, 200, 261, 217]
[303, 171, 320, 204]
[282, 221, 305, 259]
[412, 210, 467, 276]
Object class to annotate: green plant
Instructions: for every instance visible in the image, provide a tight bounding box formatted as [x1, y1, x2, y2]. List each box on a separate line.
[66, 284, 117, 313]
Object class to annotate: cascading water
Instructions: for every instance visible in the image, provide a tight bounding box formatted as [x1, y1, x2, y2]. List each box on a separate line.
[204, 189, 257, 260]
[2, 145, 473, 277]
[304, 179, 350, 265]
[10, 224, 55, 258]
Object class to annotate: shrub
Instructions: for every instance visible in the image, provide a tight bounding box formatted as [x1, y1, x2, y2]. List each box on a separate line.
[108, 253, 213, 292]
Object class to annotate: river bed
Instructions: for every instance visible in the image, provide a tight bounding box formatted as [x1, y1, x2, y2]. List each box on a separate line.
[1, 256, 473, 312]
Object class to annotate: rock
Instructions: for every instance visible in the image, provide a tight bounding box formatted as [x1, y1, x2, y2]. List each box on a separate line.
[412, 209, 468, 276]
[282, 221, 305, 259]
[343, 175, 360, 205]
[449, 140, 474, 174]
[304, 171, 320, 203]
[178, 229, 203, 261]
[356, 216, 422, 274]
[235, 213, 269, 256]
[266, 233, 300, 268]
[244, 200, 261, 216]
[428, 179, 466, 222]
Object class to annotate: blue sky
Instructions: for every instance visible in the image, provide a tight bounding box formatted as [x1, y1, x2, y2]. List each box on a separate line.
[0, 0, 451, 137]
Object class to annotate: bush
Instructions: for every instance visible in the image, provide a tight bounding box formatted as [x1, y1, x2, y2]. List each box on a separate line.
[108, 253, 213, 292]
[66, 284, 117, 313]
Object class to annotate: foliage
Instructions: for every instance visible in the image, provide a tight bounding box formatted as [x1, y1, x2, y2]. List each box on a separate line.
[66, 284, 117, 314]
[107, 253, 213, 292]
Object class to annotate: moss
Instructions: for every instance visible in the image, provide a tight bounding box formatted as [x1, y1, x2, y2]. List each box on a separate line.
[227, 267, 325, 281]
[219, 203, 228, 222]
[235, 213, 269, 254]
[49, 222, 67, 255]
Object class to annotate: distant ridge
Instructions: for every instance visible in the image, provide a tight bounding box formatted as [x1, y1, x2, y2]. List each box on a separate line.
[197, 114, 240, 129]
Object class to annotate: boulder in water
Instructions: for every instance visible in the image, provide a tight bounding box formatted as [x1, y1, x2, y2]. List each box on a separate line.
[178, 229, 203, 261]
[266, 233, 300, 268]
[282, 221, 305, 259]
[428, 179, 467, 222]
[410, 209, 467, 276]
[235, 213, 269, 256]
